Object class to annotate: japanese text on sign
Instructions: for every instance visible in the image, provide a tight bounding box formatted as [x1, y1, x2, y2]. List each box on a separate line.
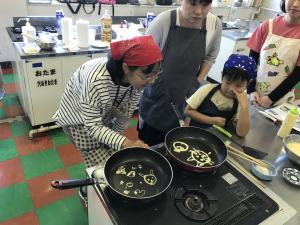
[35, 68, 58, 88]
[37, 79, 57, 87]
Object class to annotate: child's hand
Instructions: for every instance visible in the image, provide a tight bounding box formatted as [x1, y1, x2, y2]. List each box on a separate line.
[258, 95, 273, 108]
[212, 117, 226, 127]
[233, 89, 248, 109]
[249, 92, 260, 106]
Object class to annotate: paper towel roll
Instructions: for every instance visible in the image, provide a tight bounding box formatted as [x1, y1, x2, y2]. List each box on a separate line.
[76, 19, 89, 48]
[61, 17, 72, 45]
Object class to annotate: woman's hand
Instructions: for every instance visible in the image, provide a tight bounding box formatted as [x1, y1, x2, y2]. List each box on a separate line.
[258, 95, 273, 108]
[122, 138, 149, 149]
[249, 92, 260, 106]
[233, 89, 248, 109]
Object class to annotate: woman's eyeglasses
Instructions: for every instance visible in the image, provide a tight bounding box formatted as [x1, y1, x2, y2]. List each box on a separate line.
[138, 68, 163, 81]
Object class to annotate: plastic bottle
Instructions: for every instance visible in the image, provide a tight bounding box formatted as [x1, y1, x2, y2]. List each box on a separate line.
[21, 18, 36, 44]
[146, 12, 155, 28]
[56, 9, 65, 35]
[277, 107, 299, 138]
[100, 10, 112, 43]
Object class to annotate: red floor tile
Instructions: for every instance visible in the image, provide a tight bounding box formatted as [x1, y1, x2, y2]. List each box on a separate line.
[0, 123, 12, 140]
[28, 169, 75, 208]
[1, 211, 39, 225]
[0, 158, 25, 188]
[124, 125, 139, 141]
[1, 68, 13, 75]
[56, 143, 84, 167]
[15, 136, 53, 156]
[5, 105, 24, 117]
[3, 83, 17, 94]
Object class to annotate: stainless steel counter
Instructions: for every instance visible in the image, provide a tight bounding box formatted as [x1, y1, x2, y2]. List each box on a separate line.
[13, 41, 109, 60]
[222, 20, 261, 41]
[209, 111, 300, 225]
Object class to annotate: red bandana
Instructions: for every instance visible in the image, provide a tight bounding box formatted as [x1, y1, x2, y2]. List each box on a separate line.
[110, 35, 162, 66]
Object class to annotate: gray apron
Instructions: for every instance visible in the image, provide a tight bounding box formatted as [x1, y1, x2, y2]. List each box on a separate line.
[139, 10, 207, 132]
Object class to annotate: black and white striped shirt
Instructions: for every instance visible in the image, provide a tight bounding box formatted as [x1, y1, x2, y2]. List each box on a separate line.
[53, 57, 142, 151]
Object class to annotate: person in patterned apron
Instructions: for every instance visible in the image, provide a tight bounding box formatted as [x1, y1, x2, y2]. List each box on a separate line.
[54, 35, 162, 168]
[247, 0, 300, 108]
[185, 54, 257, 137]
[138, 0, 222, 146]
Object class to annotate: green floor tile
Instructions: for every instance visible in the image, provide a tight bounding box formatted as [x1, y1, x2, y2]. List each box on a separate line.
[20, 149, 64, 179]
[37, 195, 88, 225]
[129, 118, 137, 127]
[0, 138, 18, 162]
[2, 74, 16, 84]
[0, 108, 7, 119]
[10, 120, 31, 137]
[2, 94, 19, 107]
[0, 182, 34, 222]
[67, 163, 86, 179]
[49, 128, 70, 147]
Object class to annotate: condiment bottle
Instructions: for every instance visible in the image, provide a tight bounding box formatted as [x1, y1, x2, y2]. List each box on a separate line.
[277, 107, 299, 138]
[100, 10, 112, 43]
[21, 18, 36, 44]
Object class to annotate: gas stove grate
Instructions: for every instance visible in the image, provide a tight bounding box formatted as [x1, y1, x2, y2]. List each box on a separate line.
[204, 194, 264, 225]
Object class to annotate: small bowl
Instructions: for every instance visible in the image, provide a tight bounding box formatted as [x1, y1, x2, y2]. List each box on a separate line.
[283, 134, 300, 165]
[251, 160, 277, 181]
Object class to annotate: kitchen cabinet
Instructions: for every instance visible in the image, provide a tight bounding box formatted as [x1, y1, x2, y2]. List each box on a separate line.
[12, 43, 107, 127]
[61, 55, 93, 88]
[207, 33, 250, 83]
[25, 58, 63, 126]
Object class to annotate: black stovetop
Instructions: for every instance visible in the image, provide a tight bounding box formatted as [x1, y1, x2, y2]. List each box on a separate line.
[95, 149, 279, 225]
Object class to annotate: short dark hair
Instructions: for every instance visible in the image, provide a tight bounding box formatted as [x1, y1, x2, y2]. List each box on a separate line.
[280, 0, 286, 13]
[222, 67, 251, 83]
[188, 0, 212, 6]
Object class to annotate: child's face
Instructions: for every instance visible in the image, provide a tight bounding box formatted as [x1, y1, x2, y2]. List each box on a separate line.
[221, 77, 248, 98]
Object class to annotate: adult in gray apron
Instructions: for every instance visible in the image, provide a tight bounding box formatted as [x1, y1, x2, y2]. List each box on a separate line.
[138, 9, 207, 146]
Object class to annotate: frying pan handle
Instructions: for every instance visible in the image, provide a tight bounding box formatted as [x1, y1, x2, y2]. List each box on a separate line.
[171, 102, 185, 127]
[51, 178, 96, 190]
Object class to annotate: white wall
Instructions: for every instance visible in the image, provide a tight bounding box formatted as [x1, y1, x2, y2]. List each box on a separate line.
[263, 0, 281, 11]
[0, 0, 27, 62]
[0, 2, 255, 62]
[254, 0, 282, 22]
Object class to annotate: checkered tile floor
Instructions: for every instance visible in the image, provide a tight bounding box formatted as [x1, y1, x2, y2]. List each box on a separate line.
[0, 69, 139, 225]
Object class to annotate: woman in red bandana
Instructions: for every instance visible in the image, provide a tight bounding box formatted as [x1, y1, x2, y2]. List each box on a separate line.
[54, 35, 162, 169]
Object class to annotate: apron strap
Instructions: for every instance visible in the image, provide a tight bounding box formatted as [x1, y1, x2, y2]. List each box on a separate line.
[199, 84, 221, 108]
[162, 10, 177, 57]
[199, 84, 238, 120]
[268, 19, 273, 35]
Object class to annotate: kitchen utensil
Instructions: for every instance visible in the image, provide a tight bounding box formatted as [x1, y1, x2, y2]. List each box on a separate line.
[22, 32, 57, 50]
[226, 144, 272, 169]
[166, 102, 228, 173]
[51, 147, 173, 203]
[213, 125, 268, 159]
[282, 167, 300, 186]
[283, 134, 300, 165]
[165, 126, 228, 173]
[251, 160, 277, 181]
[137, 18, 147, 28]
[90, 40, 109, 48]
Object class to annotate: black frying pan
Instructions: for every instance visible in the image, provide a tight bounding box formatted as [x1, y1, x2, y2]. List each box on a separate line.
[51, 147, 173, 203]
[166, 102, 227, 173]
[165, 126, 228, 173]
